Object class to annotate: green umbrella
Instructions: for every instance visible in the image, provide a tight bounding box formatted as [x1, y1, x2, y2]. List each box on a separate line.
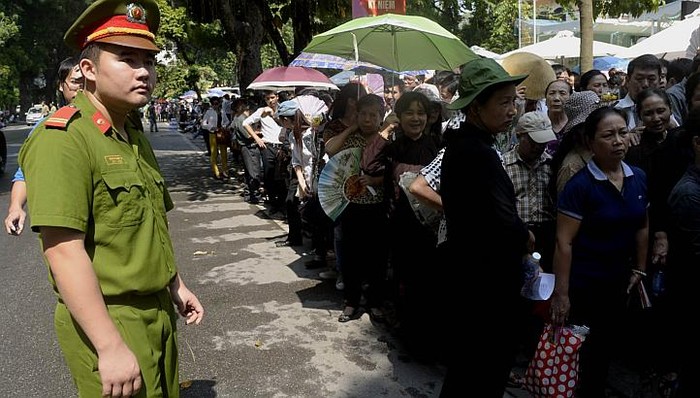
[303, 13, 477, 72]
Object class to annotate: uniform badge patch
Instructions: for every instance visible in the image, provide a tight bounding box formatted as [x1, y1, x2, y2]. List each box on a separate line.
[105, 155, 125, 165]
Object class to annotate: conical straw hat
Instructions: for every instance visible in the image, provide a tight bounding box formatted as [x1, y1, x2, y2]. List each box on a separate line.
[500, 52, 556, 100]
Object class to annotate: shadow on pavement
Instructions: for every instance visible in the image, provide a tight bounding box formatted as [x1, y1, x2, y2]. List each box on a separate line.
[180, 379, 217, 397]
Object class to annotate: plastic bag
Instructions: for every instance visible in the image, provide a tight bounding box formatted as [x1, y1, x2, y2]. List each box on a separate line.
[397, 171, 442, 235]
[524, 323, 589, 398]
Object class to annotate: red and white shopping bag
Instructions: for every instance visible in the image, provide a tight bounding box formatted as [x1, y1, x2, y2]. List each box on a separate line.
[524, 323, 588, 398]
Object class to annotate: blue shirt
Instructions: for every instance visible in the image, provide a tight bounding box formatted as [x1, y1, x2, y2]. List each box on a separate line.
[558, 160, 648, 286]
[12, 117, 43, 183]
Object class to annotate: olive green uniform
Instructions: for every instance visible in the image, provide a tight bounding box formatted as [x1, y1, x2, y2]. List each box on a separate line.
[19, 91, 180, 397]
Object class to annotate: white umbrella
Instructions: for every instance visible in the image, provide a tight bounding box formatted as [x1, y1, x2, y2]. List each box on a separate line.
[616, 14, 700, 59]
[499, 30, 627, 60]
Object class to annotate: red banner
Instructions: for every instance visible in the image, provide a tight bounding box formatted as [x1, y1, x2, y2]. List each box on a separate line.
[352, 0, 406, 18]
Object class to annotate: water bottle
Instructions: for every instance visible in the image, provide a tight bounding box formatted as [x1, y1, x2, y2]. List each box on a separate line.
[523, 252, 541, 282]
[651, 270, 666, 296]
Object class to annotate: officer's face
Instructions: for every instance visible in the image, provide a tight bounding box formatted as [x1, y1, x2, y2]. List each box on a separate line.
[83, 43, 157, 110]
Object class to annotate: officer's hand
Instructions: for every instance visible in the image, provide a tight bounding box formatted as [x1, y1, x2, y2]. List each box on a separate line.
[4, 207, 26, 235]
[169, 277, 204, 325]
[97, 342, 142, 397]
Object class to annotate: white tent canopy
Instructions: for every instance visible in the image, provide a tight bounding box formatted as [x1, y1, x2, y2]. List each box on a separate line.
[524, 1, 683, 45]
[470, 45, 500, 59]
[616, 13, 700, 60]
[499, 30, 628, 60]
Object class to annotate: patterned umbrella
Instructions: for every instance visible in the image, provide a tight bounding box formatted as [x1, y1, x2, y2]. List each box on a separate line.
[290, 52, 428, 75]
[289, 52, 382, 70]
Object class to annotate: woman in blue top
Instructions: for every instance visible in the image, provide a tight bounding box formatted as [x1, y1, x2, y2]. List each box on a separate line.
[550, 107, 649, 397]
[4, 57, 82, 235]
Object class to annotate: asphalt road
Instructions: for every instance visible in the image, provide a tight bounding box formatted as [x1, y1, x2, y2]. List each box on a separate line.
[0, 121, 447, 397]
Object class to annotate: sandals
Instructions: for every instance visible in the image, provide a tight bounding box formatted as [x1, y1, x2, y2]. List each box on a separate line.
[506, 371, 525, 388]
[337, 306, 385, 323]
[338, 306, 360, 323]
[658, 372, 679, 398]
[369, 307, 385, 323]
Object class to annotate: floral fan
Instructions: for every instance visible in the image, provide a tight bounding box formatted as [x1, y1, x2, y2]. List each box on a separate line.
[292, 95, 328, 127]
[317, 147, 361, 221]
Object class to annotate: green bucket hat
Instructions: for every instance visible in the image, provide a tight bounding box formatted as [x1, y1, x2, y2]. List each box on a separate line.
[447, 58, 528, 110]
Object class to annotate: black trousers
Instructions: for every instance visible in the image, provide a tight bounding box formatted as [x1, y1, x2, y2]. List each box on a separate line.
[285, 178, 303, 244]
[338, 203, 388, 308]
[261, 144, 286, 207]
[241, 144, 262, 195]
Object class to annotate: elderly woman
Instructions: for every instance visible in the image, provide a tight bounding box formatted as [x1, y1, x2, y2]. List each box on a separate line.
[550, 107, 649, 397]
[579, 69, 609, 99]
[544, 79, 572, 156]
[440, 58, 533, 397]
[325, 94, 390, 324]
[383, 91, 440, 355]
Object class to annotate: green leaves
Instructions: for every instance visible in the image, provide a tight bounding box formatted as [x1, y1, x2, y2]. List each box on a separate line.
[557, 0, 663, 19]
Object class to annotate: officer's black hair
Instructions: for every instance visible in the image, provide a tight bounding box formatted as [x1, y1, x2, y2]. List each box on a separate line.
[80, 42, 102, 65]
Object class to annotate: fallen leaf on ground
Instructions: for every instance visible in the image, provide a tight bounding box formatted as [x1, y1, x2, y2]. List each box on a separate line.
[180, 380, 193, 389]
[193, 250, 208, 256]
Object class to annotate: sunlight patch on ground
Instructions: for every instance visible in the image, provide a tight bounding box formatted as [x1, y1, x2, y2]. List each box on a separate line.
[175, 201, 252, 213]
[211, 301, 443, 397]
[190, 229, 284, 244]
[200, 255, 303, 285]
[193, 214, 273, 229]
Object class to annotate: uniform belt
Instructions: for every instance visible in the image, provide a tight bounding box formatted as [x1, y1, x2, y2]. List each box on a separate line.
[526, 220, 554, 228]
[267, 143, 283, 148]
[58, 289, 170, 309]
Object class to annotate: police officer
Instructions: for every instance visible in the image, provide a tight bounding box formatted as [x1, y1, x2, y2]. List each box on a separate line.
[18, 1, 204, 397]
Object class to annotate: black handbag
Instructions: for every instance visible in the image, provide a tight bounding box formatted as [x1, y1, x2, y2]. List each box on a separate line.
[215, 128, 231, 145]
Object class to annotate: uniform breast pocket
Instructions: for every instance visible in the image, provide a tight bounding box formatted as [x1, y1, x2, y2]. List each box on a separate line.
[99, 171, 146, 227]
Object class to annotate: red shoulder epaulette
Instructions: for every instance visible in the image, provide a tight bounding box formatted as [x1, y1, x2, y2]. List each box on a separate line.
[44, 106, 79, 129]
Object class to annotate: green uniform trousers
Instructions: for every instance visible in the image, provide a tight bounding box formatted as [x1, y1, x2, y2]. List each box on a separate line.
[55, 289, 179, 397]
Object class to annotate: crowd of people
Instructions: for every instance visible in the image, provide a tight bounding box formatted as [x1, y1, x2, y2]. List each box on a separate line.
[4, 0, 700, 396]
[160, 49, 699, 396]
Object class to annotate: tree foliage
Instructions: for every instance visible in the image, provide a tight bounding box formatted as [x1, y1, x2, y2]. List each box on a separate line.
[482, 0, 522, 54]
[0, 12, 19, 46]
[0, 0, 87, 111]
[556, 0, 663, 73]
[557, 0, 663, 19]
[0, 0, 672, 109]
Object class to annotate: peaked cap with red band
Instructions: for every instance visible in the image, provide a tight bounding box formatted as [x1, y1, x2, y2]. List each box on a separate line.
[64, 0, 160, 52]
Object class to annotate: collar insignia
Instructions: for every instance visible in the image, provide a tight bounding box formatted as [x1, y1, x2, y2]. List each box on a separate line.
[126, 3, 147, 24]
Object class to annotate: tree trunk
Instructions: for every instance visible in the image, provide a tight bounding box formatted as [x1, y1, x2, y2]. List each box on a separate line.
[579, 0, 594, 73]
[253, 0, 292, 65]
[19, 74, 33, 115]
[219, 0, 264, 92]
[292, 0, 313, 56]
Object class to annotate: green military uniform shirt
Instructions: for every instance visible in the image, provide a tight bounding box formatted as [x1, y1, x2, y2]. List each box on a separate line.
[19, 91, 177, 297]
